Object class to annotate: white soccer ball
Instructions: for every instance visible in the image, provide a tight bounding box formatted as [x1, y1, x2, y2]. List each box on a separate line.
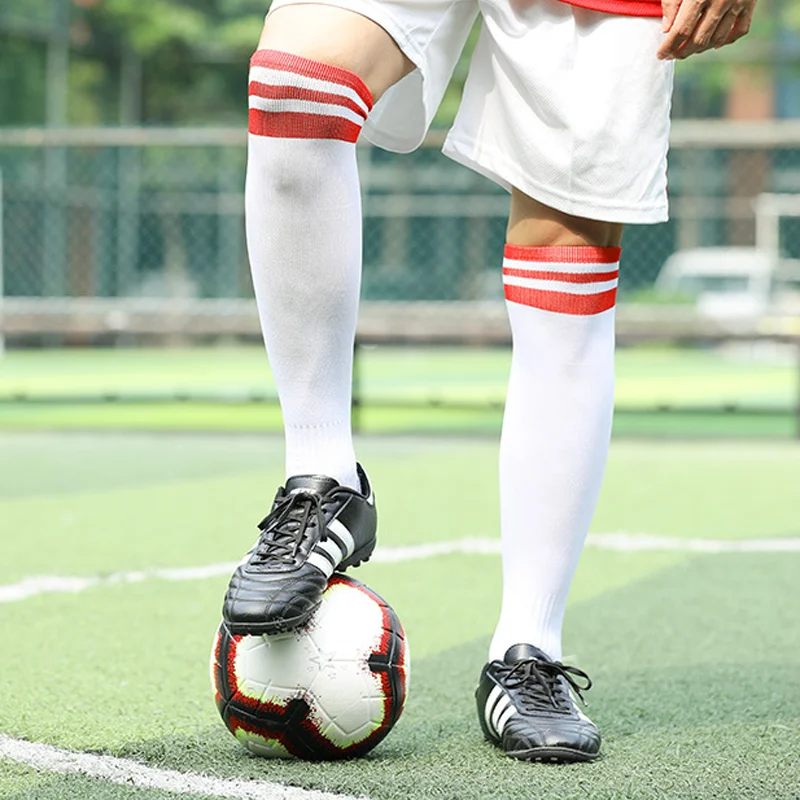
[211, 574, 409, 760]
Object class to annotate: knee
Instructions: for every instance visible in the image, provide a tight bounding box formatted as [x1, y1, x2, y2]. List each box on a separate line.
[247, 133, 360, 211]
[256, 6, 414, 101]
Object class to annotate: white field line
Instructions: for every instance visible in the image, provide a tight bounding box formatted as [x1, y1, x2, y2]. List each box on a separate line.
[0, 733, 363, 800]
[2, 534, 799, 606]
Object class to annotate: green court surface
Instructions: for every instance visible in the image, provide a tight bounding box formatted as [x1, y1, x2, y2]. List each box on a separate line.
[0, 345, 797, 437]
[1, 432, 799, 799]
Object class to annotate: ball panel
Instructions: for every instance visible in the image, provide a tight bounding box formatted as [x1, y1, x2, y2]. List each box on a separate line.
[236, 728, 292, 758]
[234, 631, 312, 706]
[336, 576, 410, 734]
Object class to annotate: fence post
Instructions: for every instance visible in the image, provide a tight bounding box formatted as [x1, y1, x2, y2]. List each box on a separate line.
[216, 147, 243, 298]
[0, 170, 4, 357]
[116, 147, 141, 296]
[352, 338, 362, 434]
[44, 0, 70, 297]
[796, 340, 800, 440]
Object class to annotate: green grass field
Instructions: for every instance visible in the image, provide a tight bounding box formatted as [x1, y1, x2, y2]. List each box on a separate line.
[0, 345, 797, 437]
[1, 430, 799, 799]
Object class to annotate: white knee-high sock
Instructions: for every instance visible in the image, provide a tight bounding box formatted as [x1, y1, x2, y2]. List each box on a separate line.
[489, 245, 620, 662]
[245, 50, 373, 490]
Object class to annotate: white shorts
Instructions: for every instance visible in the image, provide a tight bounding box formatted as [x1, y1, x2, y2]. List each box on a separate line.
[268, 0, 674, 224]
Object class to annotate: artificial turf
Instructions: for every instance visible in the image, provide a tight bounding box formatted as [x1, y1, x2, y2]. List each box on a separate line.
[1, 433, 798, 799]
[0, 345, 796, 439]
[0, 763, 195, 800]
[119, 553, 799, 800]
[0, 346, 795, 409]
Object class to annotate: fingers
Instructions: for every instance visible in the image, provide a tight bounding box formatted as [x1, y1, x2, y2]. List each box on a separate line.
[709, 8, 738, 48]
[725, 3, 755, 45]
[670, 2, 728, 59]
[661, 0, 681, 33]
[657, 0, 756, 61]
[657, 0, 712, 60]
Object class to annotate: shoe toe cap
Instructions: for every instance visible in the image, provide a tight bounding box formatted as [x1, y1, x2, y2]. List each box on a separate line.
[503, 715, 601, 757]
[223, 567, 328, 626]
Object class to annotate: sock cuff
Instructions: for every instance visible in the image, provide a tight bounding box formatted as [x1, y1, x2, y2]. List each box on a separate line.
[248, 49, 373, 142]
[503, 244, 621, 264]
[502, 244, 620, 316]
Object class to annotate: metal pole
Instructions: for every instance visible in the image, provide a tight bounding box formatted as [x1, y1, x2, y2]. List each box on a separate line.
[351, 339, 362, 434]
[217, 148, 243, 298]
[754, 194, 781, 256]
[0, 171, 4, 357]
[116, 45, 143, 297]
[46, 0, 69, 126]
[796, 340, 800, 441]
[43, 0, 69, 298]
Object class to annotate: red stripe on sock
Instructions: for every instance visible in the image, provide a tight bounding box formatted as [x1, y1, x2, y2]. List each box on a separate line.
[504, 245, 621, 264]
[248, 108, 362, 142]
[504, 284, 617, 315]
[250, 49, 373, 111]
[502, 267, 619, 284]
[249, 81, 368, 120]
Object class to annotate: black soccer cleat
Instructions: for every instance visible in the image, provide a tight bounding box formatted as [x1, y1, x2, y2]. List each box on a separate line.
[222, 464, 377, 635]
[476, 643, 600, 763]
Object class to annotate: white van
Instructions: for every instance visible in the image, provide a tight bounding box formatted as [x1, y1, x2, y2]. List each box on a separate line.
[654, 247, 800, 319]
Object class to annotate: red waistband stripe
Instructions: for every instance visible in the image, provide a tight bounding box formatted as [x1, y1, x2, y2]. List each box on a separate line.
[248, 50, 373, 142]
[502, 246, 621, 315]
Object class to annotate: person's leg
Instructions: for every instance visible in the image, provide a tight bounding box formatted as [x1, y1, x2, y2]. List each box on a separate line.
[491, 191, 622, 664]
[447, 0, 671, 761]
[247, 6, 414, 490]
[475, 194, 621, 763]
[223, 7, 413, 634]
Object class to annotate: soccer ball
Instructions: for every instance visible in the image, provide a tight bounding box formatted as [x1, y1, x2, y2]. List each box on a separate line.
[210, 574, 409, 760]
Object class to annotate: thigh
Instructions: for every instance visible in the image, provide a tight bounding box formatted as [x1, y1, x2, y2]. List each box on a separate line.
[264, 0, 478, 152]
[260, 3, 416, 100]
[507, 191, 625, 248]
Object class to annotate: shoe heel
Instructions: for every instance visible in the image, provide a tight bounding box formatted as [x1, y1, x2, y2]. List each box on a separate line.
[340, 539, 376, 570]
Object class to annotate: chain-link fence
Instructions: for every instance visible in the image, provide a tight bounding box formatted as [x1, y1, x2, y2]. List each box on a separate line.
[2, 124, 800, 308]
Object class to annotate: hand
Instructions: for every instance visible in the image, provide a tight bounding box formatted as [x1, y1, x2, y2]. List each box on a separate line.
[657, 0, 757, 60]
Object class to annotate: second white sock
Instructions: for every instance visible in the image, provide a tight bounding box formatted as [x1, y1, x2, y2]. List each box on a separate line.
[490, 245, 619, 662]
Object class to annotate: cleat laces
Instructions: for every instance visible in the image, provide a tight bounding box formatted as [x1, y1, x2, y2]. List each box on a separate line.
[503, 657, 593, 714]
[251, 491, 329, 566]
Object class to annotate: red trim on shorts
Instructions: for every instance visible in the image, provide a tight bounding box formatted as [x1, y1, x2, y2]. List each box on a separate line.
[249, 81, 368, 120]
[250, 49, 374, 111]
[558, 0, 662, 16]
[504, 284, 617, 315]
[503, 245, 622, 264]
[502, 267, 619, 284]
[248, 108, 363, 142]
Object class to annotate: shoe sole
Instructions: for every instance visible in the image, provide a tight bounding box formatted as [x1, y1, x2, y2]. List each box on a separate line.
[224, 602, 321, 636]
[339, 538, 376, 571]
[506, 746, 599, 764]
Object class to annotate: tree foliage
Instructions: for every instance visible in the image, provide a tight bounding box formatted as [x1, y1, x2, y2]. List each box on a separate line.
[70, 0, 267, 123]
[1, 0, 268, 125]
[1, 0, 798, 126]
